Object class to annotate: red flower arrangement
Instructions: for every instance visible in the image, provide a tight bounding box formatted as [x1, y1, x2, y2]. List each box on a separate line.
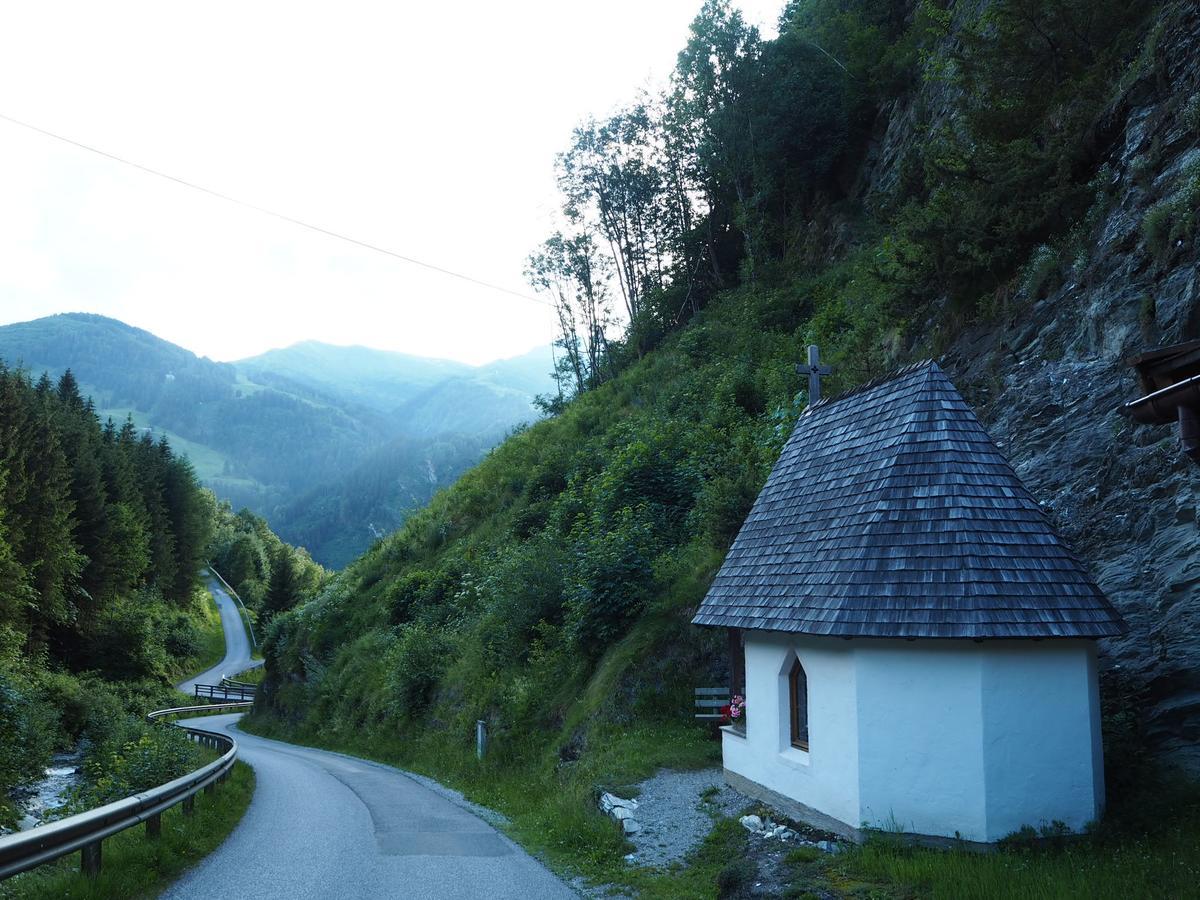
[721, 694, 745, 723]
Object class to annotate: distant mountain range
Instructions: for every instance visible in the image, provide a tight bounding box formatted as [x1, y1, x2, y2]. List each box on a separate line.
[0, 313, 554, 567]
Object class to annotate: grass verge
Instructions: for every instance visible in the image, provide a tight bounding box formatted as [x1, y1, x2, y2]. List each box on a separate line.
[226, 666, 265, 686]
[193, 600, 226, 674]
[0, 761, 254, 900]
[234, 605, 261, 661]
[779, 771, 1200, 900]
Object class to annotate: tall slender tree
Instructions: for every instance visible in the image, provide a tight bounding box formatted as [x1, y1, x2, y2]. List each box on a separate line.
[263, 545, 300, 621]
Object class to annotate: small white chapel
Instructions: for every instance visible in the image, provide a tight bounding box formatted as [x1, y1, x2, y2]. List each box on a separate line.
[692, 359, 1126, 845]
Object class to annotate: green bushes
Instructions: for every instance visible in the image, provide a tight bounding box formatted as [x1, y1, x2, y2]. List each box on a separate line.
[716, 858, 757, 897]
[0, 672, 57, 828]
[1143, 162, 1200, 260]
[161, 610, 202, 660]
[76, 720, 200, 807]
[1022, 245, 1062, 300]
[881, 0, 1156, 313]
[87, 595, 165, 681]
[0, 664, 188, 827]
[387, 623, 452, 715]
[566, 506, 659, 650]
[0, 584, 213, 826]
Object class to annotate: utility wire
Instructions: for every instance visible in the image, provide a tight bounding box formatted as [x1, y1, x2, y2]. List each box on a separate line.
[0, 111, 551, 307]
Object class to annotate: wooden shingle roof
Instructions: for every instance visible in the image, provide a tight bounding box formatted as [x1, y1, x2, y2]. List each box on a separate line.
[692, 361, 1126, 639]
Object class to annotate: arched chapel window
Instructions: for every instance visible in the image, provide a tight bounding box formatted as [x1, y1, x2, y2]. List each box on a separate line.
[789, 658, 809, 751]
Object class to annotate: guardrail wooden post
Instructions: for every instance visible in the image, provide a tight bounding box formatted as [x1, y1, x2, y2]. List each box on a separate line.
[80, 840, 101, 877]
[146, 813, 162, 839]
[182, 796, 195, 816]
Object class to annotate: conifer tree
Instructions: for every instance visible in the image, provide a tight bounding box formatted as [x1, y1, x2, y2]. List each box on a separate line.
[263, 545, 300, 621]
[18, 401, 84, 645]
[55, 374, 111, 611]
[132, 430, 177, 595]
[162, 453, 212, 602]
[0, 463, 34, 630]
[98, 419, 151, 595]
[55, 369, 83, 409]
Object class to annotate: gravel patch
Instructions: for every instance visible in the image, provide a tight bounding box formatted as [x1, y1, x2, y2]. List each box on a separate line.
[623, 767, 750, 868]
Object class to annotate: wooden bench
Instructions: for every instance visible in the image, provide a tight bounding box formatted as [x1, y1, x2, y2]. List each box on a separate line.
[695, 686, 730, 720]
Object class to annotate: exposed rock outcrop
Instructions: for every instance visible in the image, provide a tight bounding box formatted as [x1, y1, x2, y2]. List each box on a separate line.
[872, 3, 1200, 769]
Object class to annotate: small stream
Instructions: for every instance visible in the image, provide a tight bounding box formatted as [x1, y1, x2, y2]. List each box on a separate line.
[15, 748, 82, 830]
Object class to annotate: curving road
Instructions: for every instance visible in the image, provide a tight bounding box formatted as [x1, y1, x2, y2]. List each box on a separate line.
[162, 715, 576, 899]
[165, 580, 576, 898]
[177, 576, 261, 695]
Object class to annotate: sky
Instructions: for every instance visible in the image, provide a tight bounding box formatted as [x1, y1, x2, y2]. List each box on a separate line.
[0, 1, 782, 365]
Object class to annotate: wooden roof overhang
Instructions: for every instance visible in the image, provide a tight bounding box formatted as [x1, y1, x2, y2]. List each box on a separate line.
[1120, 339, 1200, 460]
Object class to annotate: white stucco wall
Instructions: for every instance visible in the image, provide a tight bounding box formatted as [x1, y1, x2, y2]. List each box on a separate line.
[854, 642, 987, 838]
[722, 633, 860, 831]
[977, 640, 1104, 840]
[724, 635, 1105, 843]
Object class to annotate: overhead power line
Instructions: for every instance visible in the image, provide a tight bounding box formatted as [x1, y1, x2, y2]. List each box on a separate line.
[0, 111, 550, 307]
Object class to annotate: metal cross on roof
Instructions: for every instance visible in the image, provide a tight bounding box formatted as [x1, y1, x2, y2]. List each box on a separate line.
[797, 345, 832, 405]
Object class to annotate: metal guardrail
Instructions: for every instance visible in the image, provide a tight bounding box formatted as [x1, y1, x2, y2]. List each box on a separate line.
[0, 701, 253, 880]
[195, 682, 255, 702]
[221, 677, 258, 691]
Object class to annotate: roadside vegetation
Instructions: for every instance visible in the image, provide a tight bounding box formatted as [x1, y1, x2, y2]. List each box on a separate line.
[174, 591, 225, 682]
[0, 761, 254, 900]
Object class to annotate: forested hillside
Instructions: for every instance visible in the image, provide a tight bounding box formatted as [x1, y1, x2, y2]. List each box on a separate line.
[251, 1, 1200, 887]
[0, 365, 217, 828]
[0, 361, 324, 831]
[0, 314, 554, 566]
[208, 504, 326, 627]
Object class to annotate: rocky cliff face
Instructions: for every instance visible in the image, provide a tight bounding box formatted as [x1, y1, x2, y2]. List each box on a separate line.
[869, 3, 1200, 770]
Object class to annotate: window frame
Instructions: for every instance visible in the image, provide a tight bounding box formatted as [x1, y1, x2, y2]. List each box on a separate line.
[788, 657, 809, 752]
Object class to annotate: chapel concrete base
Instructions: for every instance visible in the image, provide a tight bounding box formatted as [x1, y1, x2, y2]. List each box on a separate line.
[723, 769, 997, 852]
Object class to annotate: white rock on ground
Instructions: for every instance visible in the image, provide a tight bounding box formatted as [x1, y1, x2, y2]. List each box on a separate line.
[599, 791, 642, 835]
[599, 792, 638, 814]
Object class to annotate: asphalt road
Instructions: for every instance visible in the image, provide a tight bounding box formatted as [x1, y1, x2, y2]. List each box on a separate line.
[176, 576, 261, 696]
[165, 577, 576, 898]
[161, 714, 576, 899]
